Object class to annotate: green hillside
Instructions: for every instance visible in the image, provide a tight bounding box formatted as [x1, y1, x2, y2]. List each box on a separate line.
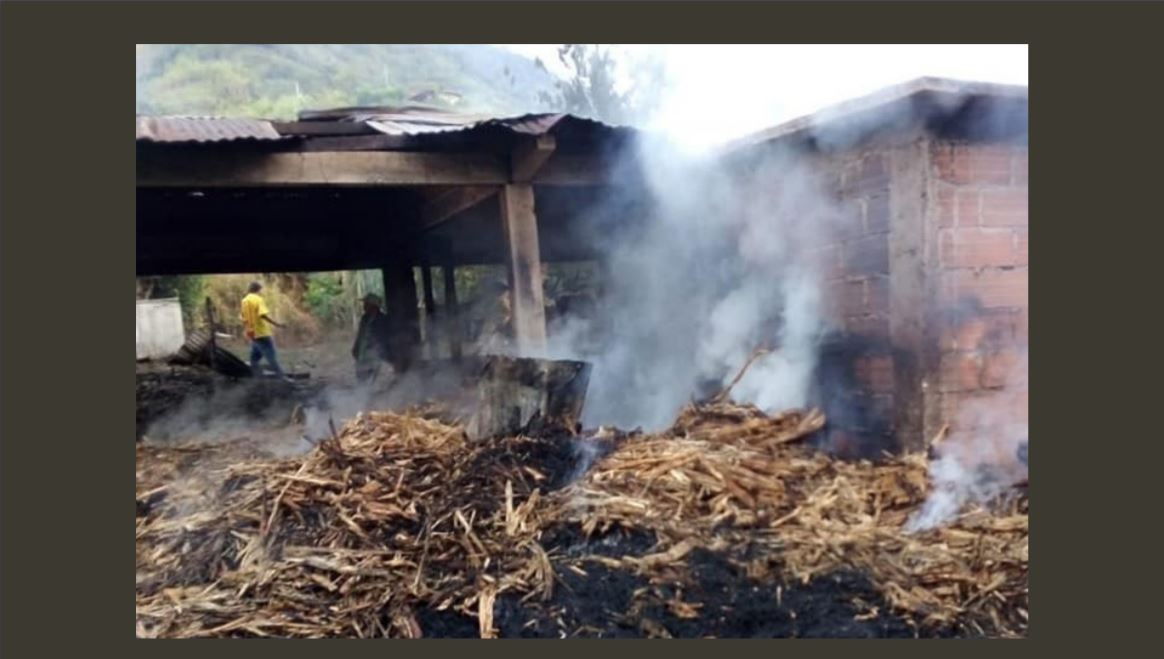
[136, 44, 561, 119]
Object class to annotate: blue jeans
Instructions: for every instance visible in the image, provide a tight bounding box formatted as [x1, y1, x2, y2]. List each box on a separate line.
[249, 336, 286, 377]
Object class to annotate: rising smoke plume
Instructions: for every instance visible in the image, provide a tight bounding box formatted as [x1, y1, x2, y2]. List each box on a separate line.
[540, 132, 843, 431]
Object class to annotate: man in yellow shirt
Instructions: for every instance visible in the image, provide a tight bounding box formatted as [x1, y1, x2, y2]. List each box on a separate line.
[240, 281, 288, 379]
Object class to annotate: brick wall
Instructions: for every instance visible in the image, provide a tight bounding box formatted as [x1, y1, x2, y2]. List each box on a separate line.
[808, 147, 900, 456]
[744, 135, 1027, 460]
[927, 142, 1028, 461]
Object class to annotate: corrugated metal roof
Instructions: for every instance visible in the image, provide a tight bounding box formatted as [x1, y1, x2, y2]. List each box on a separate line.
[136, 107, 635, 148]
[136, 116, 287, 143]
[295, 106, 620, 139]
[366, 113, 570, 137]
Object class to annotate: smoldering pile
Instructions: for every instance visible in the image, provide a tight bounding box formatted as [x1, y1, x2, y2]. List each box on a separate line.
[136, 404, 1028, 639]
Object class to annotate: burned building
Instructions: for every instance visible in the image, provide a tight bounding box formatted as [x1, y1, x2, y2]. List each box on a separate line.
[723, 78, 1028, 457]
[137, 77, 1028, 460]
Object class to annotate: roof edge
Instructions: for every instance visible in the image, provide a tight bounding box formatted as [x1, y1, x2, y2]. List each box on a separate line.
[720, 76, 1028, 155]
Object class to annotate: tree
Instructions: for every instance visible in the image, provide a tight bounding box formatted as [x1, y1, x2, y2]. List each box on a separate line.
[538, 45, 664, 127]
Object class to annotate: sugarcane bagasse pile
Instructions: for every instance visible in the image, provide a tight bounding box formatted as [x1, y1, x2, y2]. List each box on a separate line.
[136, 402, 1028, 638]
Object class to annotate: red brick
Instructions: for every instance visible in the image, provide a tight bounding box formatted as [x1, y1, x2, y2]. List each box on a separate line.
[1012, 150, 1029, 185]
[1012, 389, 1029, 424]
[964, 149, 1013, 185]
[839, 279, 867, 316]
[859, 153, 887, 179]
[1015, 308, 1029, 343]
[845, 233, 890, 276]
[844, 155, 890, 196]
[844, 314, 890, 339]
[823, 282, 845, 322]
[939, 352, 983, 393]
[939, 390, 1022, 435]
[982, 349, 1021, 389]
[980, 188, 1028, 227]
[931, 144, 964, 182]
[1015, 229, 1028, 266]
[941, 315, 989, 352]
[810, 244, 844, 281]
[826, 280, 866, 320]
[947, 269, 1028, 309]
[940, 227, 1020, 268]
[835, 200, 865, 238]
[937, 187, 958, 228]
[956, 190, 981, 225]
[938, 389, 1029, 435]
[932, 144, 1015, 185]
[865, 194, 890, 233]
[938, 392, 974, 426]
[866, 276, 890, 313]
[865, 355, 895, 393]
[870, 394, 896, 426]
[984, 310, 1024, 349]
[943, 309, 1023, 353]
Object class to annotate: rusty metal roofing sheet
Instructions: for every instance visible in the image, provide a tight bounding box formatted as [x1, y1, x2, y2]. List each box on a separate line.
[136, 116, 286, 143]
[294, 106, 620, 139]
[137, 107, 635, 150]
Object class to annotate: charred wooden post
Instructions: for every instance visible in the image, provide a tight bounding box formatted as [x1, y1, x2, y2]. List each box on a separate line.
[466, 355, 592, 441]
[499, 184, 547, 355]
[382, 262, 421, 372]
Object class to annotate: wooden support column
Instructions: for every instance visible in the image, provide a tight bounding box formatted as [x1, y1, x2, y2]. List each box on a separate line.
[381, 262, 420, 372]
[420, 262, 437, 357]
[442, 262, 463, 361]
[421, 264, 437, 317]
[499, 184, 547, 355]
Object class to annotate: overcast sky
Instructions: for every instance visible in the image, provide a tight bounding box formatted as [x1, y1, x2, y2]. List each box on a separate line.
[497, 44, 1027, 151]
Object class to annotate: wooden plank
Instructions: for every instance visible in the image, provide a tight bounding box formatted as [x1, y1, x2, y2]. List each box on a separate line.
[499, 184, 547, 355]
[419, 186, 499, 230]
[137, 150, 509, 187]
[511, 135, 557, 182]
[138, 147, 625, 188]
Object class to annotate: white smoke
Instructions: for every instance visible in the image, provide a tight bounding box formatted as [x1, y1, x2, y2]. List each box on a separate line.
[906, 348, 1028, 532]
[551, 131, 840, 430]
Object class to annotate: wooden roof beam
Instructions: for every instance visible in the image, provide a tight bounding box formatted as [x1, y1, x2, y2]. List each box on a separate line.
[137, 150, 510, 188]
[137, 146, 626, 187]
[418, 186, 499, 231]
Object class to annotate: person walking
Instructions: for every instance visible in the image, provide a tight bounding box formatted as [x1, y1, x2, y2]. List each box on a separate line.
[240, 281, 289, 380]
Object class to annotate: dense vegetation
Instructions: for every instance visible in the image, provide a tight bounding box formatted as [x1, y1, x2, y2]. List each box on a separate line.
[136, 44, 560, 118]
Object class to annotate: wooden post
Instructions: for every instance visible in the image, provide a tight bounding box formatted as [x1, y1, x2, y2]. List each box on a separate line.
[381, 262, 421, 371]
[421, 262, 437, 357]
[442, 263, 463, 361]
[499, 184, 547, 355]
[204, 297, 218, 373]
